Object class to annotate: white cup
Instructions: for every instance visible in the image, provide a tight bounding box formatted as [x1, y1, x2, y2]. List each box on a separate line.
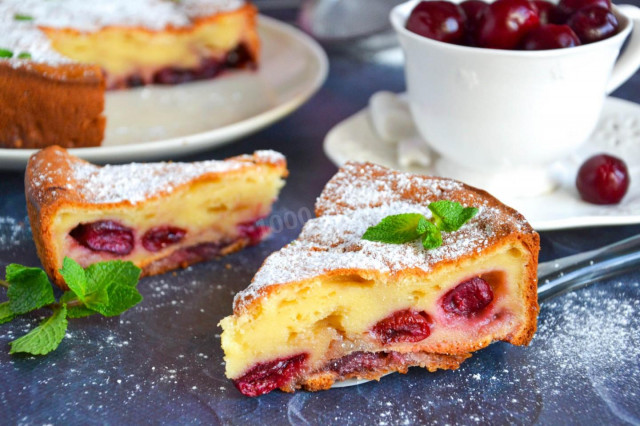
[391, 0, 640, 196]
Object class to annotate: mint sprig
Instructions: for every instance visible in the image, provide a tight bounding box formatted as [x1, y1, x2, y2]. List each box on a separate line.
[362, 213, 424, 244]
[0, 258, 142, 355]
[362, 200, 478, 249]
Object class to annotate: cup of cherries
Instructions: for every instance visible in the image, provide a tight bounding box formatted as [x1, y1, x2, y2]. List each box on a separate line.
[390, 0, 640, 197]
[405, 0, 621, 49]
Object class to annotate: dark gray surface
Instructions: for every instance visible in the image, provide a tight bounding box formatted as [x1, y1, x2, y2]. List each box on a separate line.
[2, 3, 640, 424]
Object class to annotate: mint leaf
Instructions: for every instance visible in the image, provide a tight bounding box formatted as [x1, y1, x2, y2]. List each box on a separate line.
[17, 52, 31, 59]
[0, 49, 13, 58]
[418, 219, 442, 249]
[362, 213, 425, 244]
[416, 217, 430, 235]
[9, 305, 68, 355]
[6, 264, 55, 315]
[60, 257, 109, 310]
[84, 261, 142, 316]
[59, 258, 87, 301]
[59, 260, 141, 317]
[86, 260, 141, 289]
[95, 285, 142, 317]
[0, 302, 14, 324]
[428, 200, 478, 232]
[60, 292, 96, 319]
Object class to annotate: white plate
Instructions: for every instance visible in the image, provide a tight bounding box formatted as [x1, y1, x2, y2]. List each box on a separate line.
[324, 95, 640, 231]
[0, 16, 328, 170]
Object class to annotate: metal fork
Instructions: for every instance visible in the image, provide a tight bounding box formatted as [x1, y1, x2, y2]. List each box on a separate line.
[537, 233, 640, 301]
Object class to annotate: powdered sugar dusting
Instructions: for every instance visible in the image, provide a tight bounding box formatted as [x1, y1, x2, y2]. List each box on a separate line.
[317, 162, 465, 216]
[0, 0, 245, 64]
[29, 149, 284, 205]
[234, 163, 532, 311]
[71, 150, 282, 204]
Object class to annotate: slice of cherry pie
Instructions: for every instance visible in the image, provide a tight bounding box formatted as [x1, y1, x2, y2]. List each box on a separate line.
[25, 146, 287, 288]
[220, 162, 539, 396]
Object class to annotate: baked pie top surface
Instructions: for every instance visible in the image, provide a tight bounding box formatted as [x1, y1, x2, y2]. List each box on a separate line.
[233, 162, 537, 314]
[0, 0, 249, 65]
[26, 146, 286, 209]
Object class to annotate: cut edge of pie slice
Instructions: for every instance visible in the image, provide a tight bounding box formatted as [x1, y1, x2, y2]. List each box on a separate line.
[25, 145, 287, 289]
[220, 162, 539, 397]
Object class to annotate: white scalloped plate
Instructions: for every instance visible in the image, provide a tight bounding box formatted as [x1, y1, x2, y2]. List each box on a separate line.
[0, 15, 328, 170]
[324, 95, 640, 231]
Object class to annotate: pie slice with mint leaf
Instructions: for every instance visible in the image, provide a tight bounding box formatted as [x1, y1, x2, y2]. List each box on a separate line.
[220, 162, 539, 397]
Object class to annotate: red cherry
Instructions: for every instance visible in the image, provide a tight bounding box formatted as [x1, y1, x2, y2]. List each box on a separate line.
[532, 0, 563, 24]
[371, 309, 431, 344]
[142, 226, 186, 252]
[461, 0, 489, 27]
[406, 1, 467, 44]
[558, 0, 610, 19]
[521, 24, 581, 49]
[70, 220, 134, 255]
[476, 0, 541, 49]
[567, 5, 619, 44]
[441, 277, 493, 317]
[233, 353, 308, 397]
[576, 154, 630, 204]
[237, 220, 271, 246]
[460, 0, 488, 45]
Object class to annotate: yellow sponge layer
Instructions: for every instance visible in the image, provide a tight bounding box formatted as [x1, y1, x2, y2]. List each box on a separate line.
[52, 166, 284, 269]
[43, 9, 257, 76]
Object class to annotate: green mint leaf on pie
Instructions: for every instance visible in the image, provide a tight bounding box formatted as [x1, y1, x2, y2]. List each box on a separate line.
[17, 52, 31, 59]
[361, 200, 478, 251]
[0, 302, 14, 325]
[416, 217, 430, 236]
[418, 219, 443, 249]
[6, 264, 55, 315]
[9, 305, 68, 355]
[428, 200, 479, 232]
[362, 213, 426, 244]
[0, 49, 13, 58]
[83, 261, 142, 316]
[60, 292, 96, 319]
[14, 14, 34, 21]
